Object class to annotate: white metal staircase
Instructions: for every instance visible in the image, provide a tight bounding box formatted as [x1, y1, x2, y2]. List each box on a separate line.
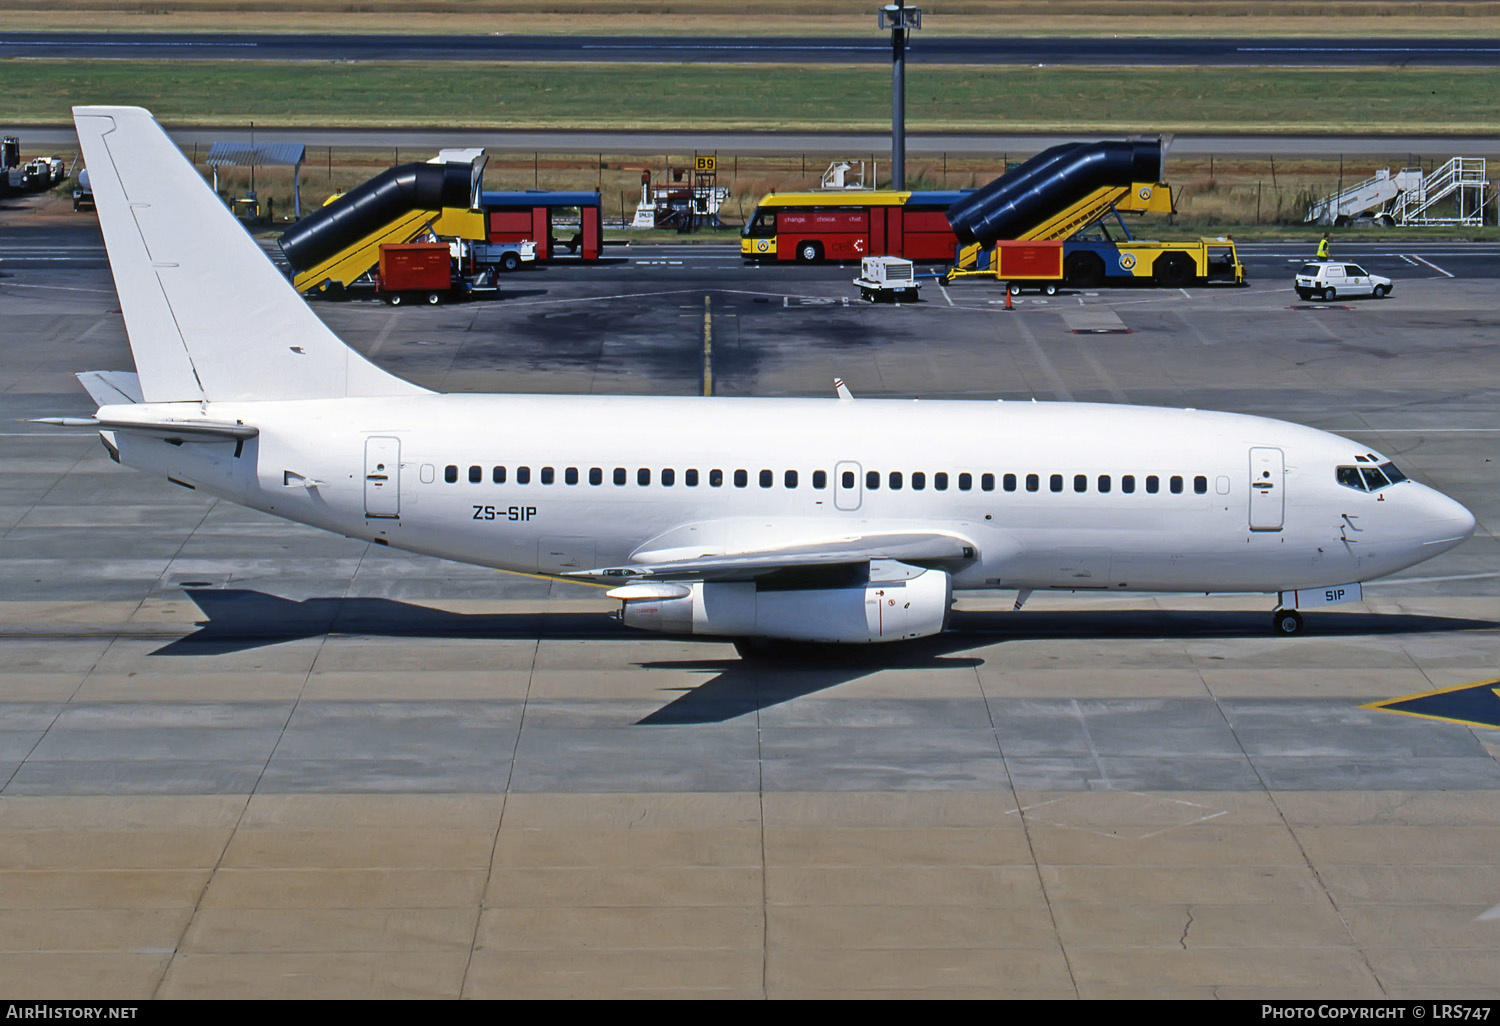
[1305, 158, 1490, 227]
[1392, 157, 1490, 226]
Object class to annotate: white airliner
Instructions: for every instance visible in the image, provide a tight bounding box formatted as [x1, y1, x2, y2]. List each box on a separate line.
[47, 106, 1476, 644]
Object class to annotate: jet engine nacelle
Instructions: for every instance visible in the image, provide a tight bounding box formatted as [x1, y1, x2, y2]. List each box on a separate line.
[609, 567, 952, 644]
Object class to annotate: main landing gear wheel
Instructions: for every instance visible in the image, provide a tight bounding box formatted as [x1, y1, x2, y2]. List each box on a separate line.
[1272, 609, 1303, 635]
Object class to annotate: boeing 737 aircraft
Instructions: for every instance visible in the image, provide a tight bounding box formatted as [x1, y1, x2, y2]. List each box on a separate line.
[46, 107, 1476, 644]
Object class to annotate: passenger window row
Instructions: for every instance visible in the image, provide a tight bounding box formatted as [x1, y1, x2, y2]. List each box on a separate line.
[442, 464, 1211, 495]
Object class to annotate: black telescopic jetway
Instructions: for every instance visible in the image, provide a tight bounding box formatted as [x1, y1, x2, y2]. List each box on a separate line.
[279, 161, 473, 272]
[945, 139, 1163, 246]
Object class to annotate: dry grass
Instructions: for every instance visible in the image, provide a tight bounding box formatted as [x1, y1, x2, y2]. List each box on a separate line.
[11, 60, 1500, 134]
[7, 1, 1500, 36]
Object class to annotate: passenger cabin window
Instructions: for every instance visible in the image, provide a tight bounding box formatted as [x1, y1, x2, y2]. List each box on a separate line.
[1073, 474, 1087, 493]
[517, 466, 531, 485]
[841, 471, 854, 489]
[760, 470, 773, 488]
[813, 470, 827, 489]
[785, 470, 798, 488]
[1098, 475, 1111, 493]
[734, 469, 748, 488]
[1169, 475, 1183, 494]
[889, 471, 903, 490]
[866, 471, 880, 491]
[541, 467, 554, 485]
[1003, 473, 1016, 492]
[935, 472, 948, 491]
[911, 472, 925, 491]
[1194, 475, 1208, 494]
[565, 467, 579, 485]
[662, 469, 675, 486]
[981, 473, 995, 492]
[1122, 475, 1135, 493]
[959, 473, 972, 491]
[1146, 475, 1160, 494]
[687, 469, 700, 486]
[590, 468, 602, 485]
[1050, 474, 1063, 493]
[614, 468, 627, 485]
[469, 465, 482, 484]
[1026, 473, 1039, 492]
[710, 469, 723, 487]
[445, 465, 458, 484]
[638, 468, 651, 486]
[492, 466, 506, 484]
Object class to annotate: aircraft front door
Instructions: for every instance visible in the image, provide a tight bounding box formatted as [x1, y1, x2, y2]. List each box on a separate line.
[835, 460, 862, 511]
[364, 436, 401, 519]
[1248, 446, 1284, 531]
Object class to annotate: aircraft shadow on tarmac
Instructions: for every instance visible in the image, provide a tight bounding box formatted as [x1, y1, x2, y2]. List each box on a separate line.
[160, 588, 1496, 723]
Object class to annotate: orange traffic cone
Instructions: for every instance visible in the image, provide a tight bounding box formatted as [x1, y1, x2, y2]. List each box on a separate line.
[1004, 283, 1013, 310]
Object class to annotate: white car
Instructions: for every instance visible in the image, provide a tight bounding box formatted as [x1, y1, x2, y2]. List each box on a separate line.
[1295, 261, 1393, 301]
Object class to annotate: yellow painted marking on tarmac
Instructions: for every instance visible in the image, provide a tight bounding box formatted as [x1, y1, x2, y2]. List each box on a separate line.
[1361, 675, 1500, 730]
[702, 293, 714, 397]
[493, 567, 612, 588]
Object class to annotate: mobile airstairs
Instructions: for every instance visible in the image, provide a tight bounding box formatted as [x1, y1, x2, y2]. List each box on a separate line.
[1305, 157, 1490, 226]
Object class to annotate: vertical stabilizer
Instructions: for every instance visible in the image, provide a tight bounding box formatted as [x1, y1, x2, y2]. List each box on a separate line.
[73, 106, 428, 403]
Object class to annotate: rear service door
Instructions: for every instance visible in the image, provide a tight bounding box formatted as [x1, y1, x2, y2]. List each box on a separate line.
[1249, 446, 1284, 531]
[364, 436, 401, 518]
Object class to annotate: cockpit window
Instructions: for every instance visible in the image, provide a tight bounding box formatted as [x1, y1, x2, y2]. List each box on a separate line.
[1337, 461, 1407, 491]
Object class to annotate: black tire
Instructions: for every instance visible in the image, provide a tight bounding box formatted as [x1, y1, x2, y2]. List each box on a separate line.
[1041, 282, 1059, 296]
[499, 251, 522, 272]
[1153, 253, 1193, 288]
[1296, 289, 1312, 301]
[426, 292, 442, 305]
[1323, 286, 1336, 301]
[1272, 609, 1304, 635]
[1372, 284, 1388, 298]
[796, 240, 822, 264]
[1063, 252, 1105, 288]
[1008, 282, 1024, 296]
[387, 293, 404, 307]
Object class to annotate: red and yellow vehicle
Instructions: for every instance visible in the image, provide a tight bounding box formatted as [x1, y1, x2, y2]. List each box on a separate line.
[740, 190, 966, 263]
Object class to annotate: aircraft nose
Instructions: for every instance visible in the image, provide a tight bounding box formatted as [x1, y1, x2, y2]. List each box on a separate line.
[1419, 486, 1476, 553]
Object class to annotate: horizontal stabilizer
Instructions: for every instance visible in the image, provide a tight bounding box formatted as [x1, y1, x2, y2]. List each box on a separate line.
[78, 370, 142, 406]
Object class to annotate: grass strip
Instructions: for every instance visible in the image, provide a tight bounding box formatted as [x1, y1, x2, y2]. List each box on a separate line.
[5, 60, 1499, 135]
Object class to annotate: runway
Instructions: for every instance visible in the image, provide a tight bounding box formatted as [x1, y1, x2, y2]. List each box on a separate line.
[1, 195, 1498, 997]
[4, 32, 1500, 66]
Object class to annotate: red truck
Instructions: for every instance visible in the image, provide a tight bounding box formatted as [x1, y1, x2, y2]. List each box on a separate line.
[377, 243, 455, 306]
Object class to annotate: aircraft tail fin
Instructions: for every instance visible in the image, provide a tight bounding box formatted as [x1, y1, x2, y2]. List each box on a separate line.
[72, 106, 428, 403]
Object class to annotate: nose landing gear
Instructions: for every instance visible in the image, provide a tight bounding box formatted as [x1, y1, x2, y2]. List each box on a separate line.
[1272, 608, 1304, 635]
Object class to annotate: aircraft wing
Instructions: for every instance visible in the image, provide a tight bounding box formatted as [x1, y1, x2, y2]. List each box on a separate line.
[565, 528, 978, 583]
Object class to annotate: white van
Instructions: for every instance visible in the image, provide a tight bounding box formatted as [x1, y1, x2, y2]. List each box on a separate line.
[1295, 261, 1393, 301]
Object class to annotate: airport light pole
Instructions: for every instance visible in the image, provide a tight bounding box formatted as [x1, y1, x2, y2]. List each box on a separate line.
[879, 2, 921, 190]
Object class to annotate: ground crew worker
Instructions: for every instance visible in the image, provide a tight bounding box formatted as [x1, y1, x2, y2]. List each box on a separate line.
[1316, 234, 1330, 259]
